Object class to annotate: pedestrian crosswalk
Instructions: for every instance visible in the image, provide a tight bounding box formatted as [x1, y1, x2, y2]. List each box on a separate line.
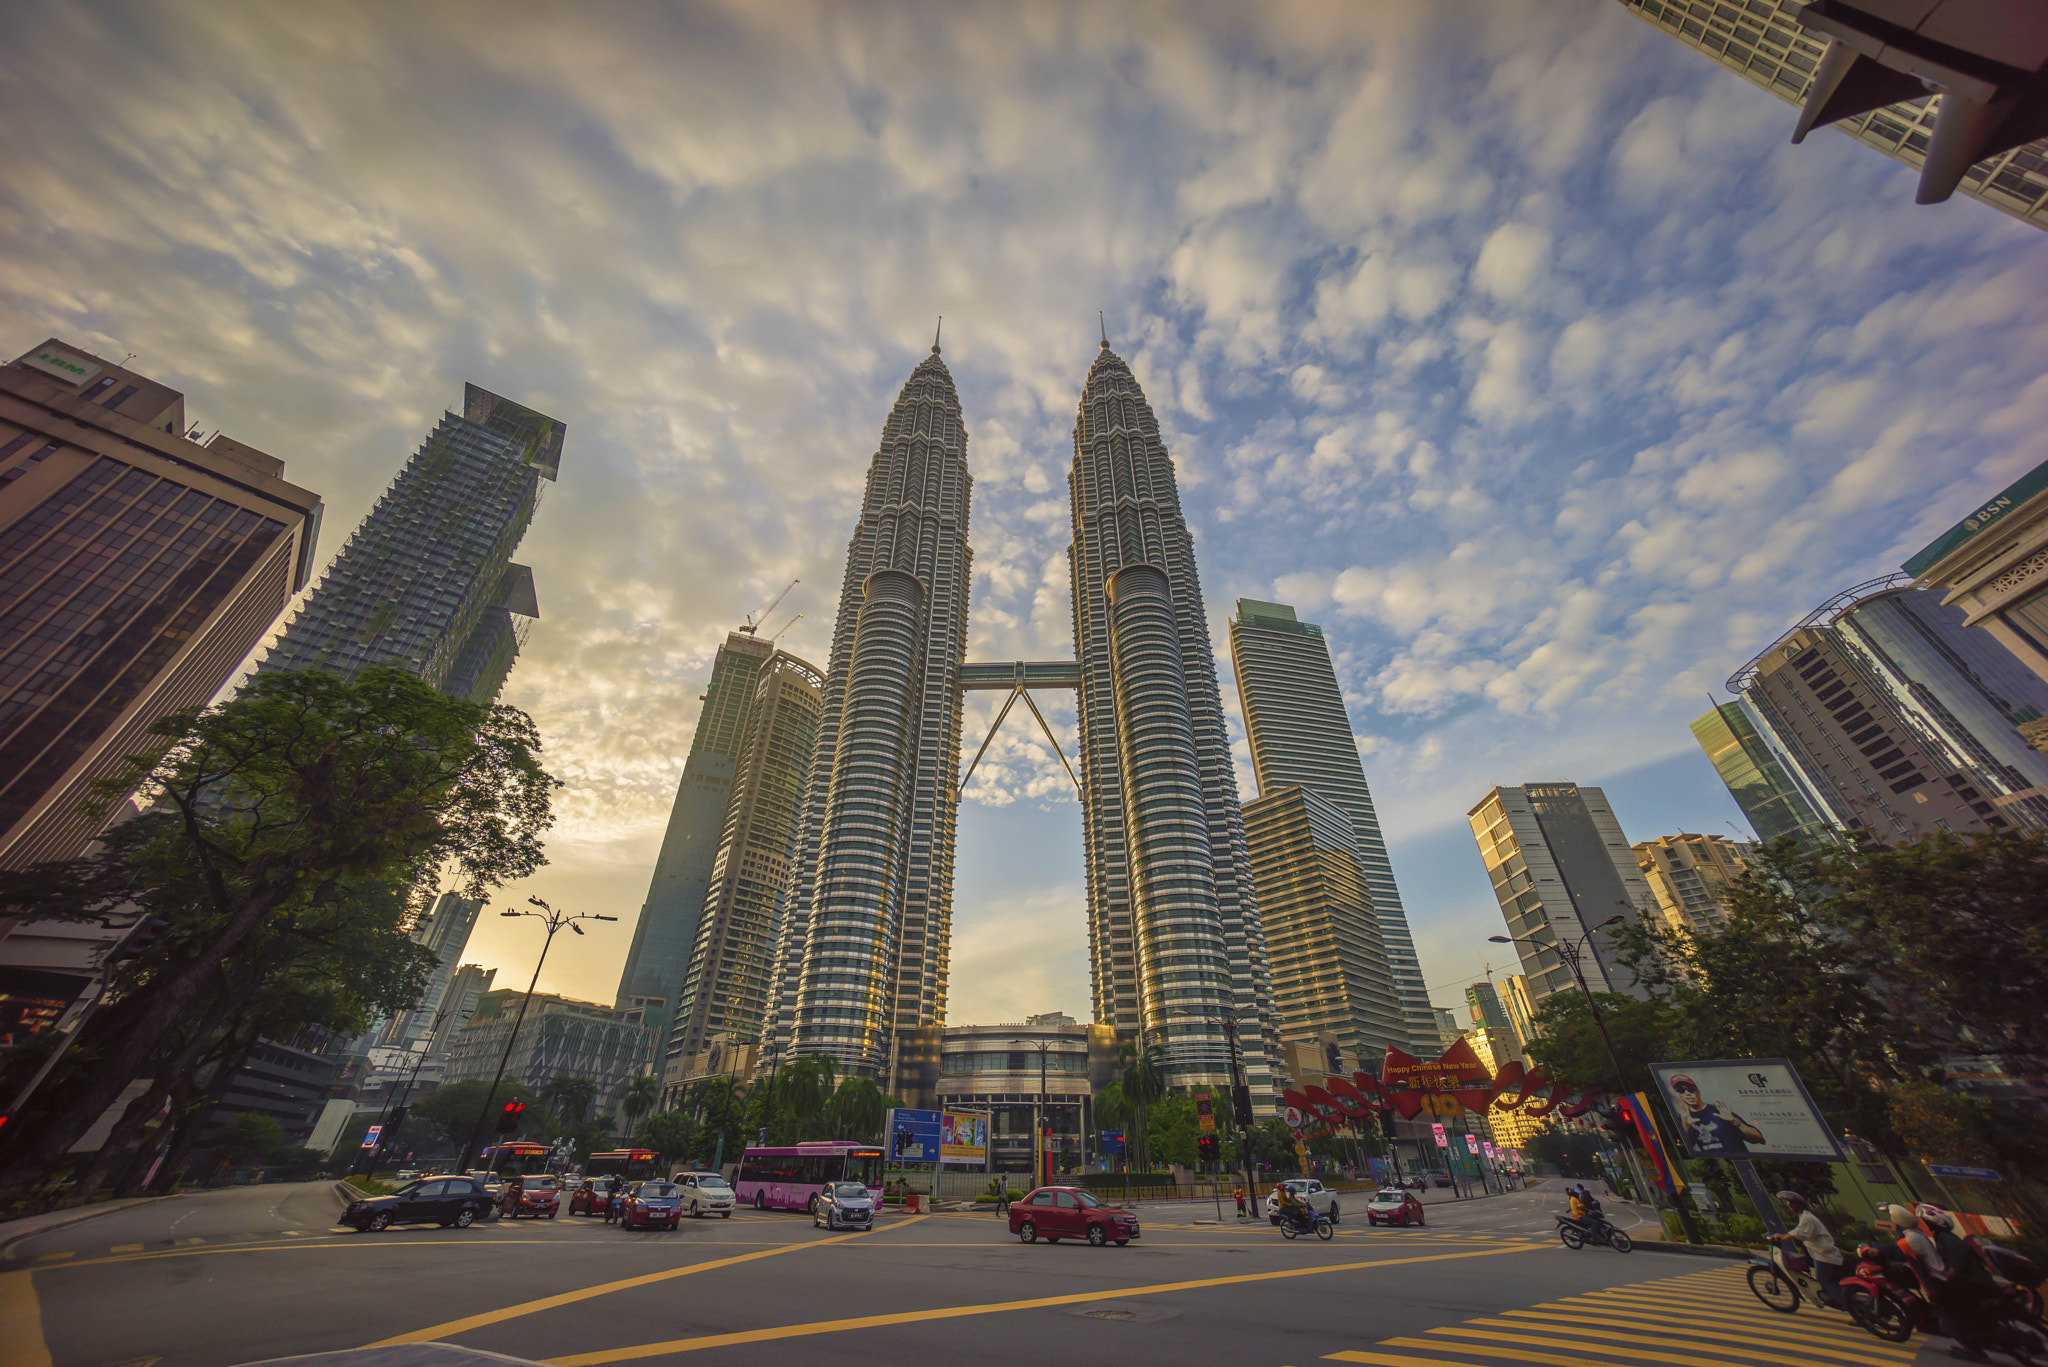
[1321, 1265, 1921, 1367]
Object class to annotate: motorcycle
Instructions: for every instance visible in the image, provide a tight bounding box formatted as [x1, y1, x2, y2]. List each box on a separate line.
[1556, 1214, 1633, 1253]
[1842, 1241, 2048, 1364]
[1747, 1240, 1849, 1316]
[1279, 1207, 1334, 1241]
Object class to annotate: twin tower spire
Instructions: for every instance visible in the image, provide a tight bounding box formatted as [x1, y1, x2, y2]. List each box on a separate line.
[757, 329, 1282, 1104]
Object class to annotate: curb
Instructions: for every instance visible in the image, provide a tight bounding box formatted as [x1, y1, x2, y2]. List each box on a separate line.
[0, 1195, 170, 1260]
[1632, 1238, 1756, 1259]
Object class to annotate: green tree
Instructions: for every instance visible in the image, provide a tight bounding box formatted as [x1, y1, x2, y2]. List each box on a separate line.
[1522, 990, 1675, 1097]
[1116, 1037, 1167, 1171]
[690, 1075, 748, 1166]
[1147, 1093, 1199, 1169]
[0, 667, 559, 1196]
[825, 1076, 887, 1143]
[212, 1112, 284, 1169]
[636, 1109, 699, 1163]
[411, 1079, 542, 1150]
[538, 1075, 599, 1128]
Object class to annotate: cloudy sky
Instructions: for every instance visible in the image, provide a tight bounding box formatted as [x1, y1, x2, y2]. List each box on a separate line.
[5, 0, 2042, 1026]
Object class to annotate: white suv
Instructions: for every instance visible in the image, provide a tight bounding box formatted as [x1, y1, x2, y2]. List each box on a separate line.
[673, 1171, 736, 1218]
[1264, 1178, 1342, 1225]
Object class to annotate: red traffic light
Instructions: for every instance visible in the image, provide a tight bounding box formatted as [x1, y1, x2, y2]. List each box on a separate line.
[503, 1102, 525, 1115]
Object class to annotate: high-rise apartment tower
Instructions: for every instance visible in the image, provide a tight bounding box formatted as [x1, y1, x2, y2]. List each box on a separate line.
[1467, 784, 1657, 1006]
[261, 384, 559, 704]
[1689, 702, 1832, 845]
[0, 339, 323, 869]
[1229, 598, 1435, 1054]
[1632, 834, 1752, 934]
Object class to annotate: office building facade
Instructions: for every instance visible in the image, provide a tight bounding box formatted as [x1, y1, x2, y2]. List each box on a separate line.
[1632, 833, 1752, 934]
[1612, 0, 2048, 230]
[1066, 342, 1280, 1095]
[618, 630, 779, 1045]
[1241, 785, 1408, 1070]
[1467, 784, 1657, 1006]
[1690, 701, 1834, 845]
[1729, 577, 2048, 840]
[261, 383, 559, 704]
[764, 342, 973, 1082]
[0, 339, 323, 870]
[440, 989, 657, 1117]
[667, 650, 824, 1064]
[1907, 456, 2048, 714]
[1229, 598, 1434, 1053]
[934, 1015, 1121, 1176]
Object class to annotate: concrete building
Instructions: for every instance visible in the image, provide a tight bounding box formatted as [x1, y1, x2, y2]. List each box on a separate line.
[0, 338, 323, 871]
[1229, 599, 1434, 1053]
[440, 989, 657, 1117]
[260, 383, 559, 704]
[1633, 834, 1752, 934]
[668, 651, 824, 1064]
[1907, 456, 2048, 732]
[619, 631, 776, 1046]
[1500, 974, 1538, 1049]
[1729, 576, 2048, 841]
[933, 1014, 1121, 1175]
[1241, 785, 1407, 1070]
[764, 336, 1281, 1107]
[1467, 784, 1658, 1006]
[1690, 702, 1835, 845]
[1611, 0, 2048, 228]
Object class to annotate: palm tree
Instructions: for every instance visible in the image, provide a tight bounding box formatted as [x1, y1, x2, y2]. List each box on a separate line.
[538, 1074, 598, 1128]
[775, 1054, 837, 1142]
[620, 1074, 660, 1138]
[1118, 1037, 1167, 1171]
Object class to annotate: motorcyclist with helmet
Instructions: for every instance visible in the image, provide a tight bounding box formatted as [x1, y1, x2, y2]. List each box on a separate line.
[1276, 1181, 1314, 1234]
[1885, 1202, 2000, 1361]
[1765, 1191, 1844, 1308]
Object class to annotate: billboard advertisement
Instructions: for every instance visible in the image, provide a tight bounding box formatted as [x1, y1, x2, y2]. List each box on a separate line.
[887, 1108, 942, 1162]
[1648, 1058, 1846, 1163]
[941, 1111, 987, 1162]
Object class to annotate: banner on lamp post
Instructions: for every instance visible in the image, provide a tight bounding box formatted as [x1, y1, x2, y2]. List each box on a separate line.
[1431, 1122, 1448, 1148]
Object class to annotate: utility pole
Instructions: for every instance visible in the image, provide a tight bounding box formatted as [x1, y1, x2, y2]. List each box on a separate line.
[457, 897, 616, 1173]
[1035, 1039, 1051, 1189]
[1220, 1011, 1258, 1214]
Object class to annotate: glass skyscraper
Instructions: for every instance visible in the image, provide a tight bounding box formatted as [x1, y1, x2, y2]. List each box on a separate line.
[1228, 599, 1435, 1055]
[1689, 701, 1831, 845]
[261, 384, 560, 704]
[0, 339, 323, 869]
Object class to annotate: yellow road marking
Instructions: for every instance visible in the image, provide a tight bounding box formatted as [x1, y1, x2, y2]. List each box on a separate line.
[1382, 1335, 1613, 1367]
[0, 1270, 52, 1367]
[369, 1215, 930, 1347]
[544, 1244, 1540, 1365]
[1326, 1355, 1467, 1366]
[109, 1244, 142, 1253]
[1432, 1324, 1849, 1367]
[1498, 1309, 1897, 1364]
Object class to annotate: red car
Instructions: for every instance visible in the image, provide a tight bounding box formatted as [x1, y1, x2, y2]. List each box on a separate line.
[1009, 1186, 1139, 1247]
[1365, 1188, 1426, 1227]
[569, 1176, 619, 1216]
[499, 1174, 560, 1219]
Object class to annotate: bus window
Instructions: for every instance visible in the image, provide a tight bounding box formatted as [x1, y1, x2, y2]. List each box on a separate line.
[849, 1151, 883, 1189]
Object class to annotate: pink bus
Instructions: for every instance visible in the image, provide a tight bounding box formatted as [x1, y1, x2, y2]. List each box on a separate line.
[734, 1141, 885, 1213]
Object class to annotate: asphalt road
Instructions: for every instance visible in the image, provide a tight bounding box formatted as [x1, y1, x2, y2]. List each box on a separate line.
[1, 1181, 1944, 1367]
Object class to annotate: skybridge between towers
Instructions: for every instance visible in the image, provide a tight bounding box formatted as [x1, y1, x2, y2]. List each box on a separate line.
[957, 659, 1082, 793]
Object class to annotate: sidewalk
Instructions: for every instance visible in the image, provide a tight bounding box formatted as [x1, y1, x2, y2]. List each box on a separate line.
[0, 1195, 170, 1258]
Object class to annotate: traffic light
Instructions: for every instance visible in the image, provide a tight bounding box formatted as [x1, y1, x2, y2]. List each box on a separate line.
[387, 1105, 407, 1131]
[497, 1101, 526, 1134]
[1231, 1084, 1254, 1128]
[1197, 1133, 1219, 1163]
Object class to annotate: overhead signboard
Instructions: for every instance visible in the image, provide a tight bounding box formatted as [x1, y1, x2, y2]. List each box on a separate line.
[20, 345, 101, 386]
[1100, 1129, 1124, 1156]
[941, 1111, 986, 1162]
[1649, 1059, 1846, 1163]
[887, 1108, 942, 1162]
[1927, 1164, 2003, 1182]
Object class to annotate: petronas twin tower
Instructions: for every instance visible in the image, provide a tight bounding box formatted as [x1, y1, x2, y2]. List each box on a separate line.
[762, 333, 1280, 1102]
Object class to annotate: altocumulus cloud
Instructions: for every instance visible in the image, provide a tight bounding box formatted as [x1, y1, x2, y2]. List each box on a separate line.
[1, 0, 2041, 1011]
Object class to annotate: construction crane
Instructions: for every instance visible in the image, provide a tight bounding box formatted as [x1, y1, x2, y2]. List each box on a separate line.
[768, 613, 803, 645]
[739, 579, 798, 635]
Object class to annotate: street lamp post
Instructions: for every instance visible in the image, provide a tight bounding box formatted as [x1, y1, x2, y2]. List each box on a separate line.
[456, 896, 616, 1173]
[1490, 915, 1703, 1244]
[1034, 1039, 1051, 1189]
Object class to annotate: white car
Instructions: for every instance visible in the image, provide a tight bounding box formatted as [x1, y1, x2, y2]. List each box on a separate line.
[672, 1170, 736, 1218]
[1264, 1178, 1342, 1225]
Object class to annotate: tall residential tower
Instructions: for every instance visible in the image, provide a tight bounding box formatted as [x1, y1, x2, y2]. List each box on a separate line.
[261, 384, 559, 704]
[1229, 598, 1434, 1055]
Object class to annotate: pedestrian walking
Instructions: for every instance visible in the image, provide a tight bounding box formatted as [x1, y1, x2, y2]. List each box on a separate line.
[993, 1179, 1010, 1215]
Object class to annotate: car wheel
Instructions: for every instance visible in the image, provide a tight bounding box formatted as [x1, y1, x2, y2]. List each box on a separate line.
[369, 1212, 392, 1232]
[546, 1211, 556, 1219]
[454, 1209, 475, 1229]
[808, 1193, 820, 1215]
[721, 1211, 731, 1219]
[1087, 1224, 1108, 1247]
[1019, 1221, 1037, 1244]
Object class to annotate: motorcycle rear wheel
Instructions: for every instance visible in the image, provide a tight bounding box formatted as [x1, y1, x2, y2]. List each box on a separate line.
[1747, 1264, 1801, 1313]
[1281, 1224, 1299, 1240]
[1848, 1290, 1913, 1344]
[1608, 1229, 1633, 1254]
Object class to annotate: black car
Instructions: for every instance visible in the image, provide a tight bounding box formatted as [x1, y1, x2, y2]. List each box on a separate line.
[342, 1175, 496, 1231]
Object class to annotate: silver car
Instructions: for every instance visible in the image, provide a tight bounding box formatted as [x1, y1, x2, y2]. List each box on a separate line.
[813, 1180, 875, 1230]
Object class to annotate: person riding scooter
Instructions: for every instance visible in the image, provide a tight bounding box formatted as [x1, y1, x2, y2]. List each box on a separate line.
[1276, 1183, 1315, 1234]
